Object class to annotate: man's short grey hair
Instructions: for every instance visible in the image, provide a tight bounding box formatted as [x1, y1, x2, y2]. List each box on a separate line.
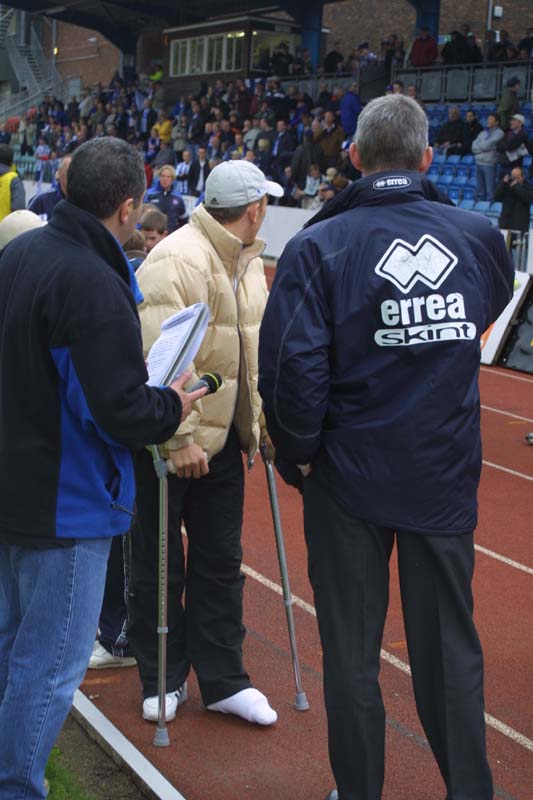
[354, 94, 428, 172]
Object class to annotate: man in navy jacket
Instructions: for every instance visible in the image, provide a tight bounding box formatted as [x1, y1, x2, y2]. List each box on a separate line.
[0, 137, 206, 800]
[259, 94, 514, 800]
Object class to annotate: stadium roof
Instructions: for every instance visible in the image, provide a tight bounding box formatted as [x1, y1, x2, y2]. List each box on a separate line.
[6, 1, 332, 52]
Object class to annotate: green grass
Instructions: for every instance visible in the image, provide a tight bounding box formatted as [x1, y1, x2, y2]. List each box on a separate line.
[45, 747, 96, 800]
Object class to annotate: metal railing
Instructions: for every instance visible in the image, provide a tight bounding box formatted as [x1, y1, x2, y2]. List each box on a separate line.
[393, 60, 533, 104]
[0, 74, 78, 122]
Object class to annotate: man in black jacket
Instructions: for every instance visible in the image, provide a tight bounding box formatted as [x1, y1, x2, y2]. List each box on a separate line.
[0, 137, 206, 800]
[494, 166, 533, 232]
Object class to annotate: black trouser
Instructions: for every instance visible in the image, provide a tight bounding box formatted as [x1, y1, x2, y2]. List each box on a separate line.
[98, 533, 132, 657]
[303, 476, 492, 800]
[128, 428, 251, 705]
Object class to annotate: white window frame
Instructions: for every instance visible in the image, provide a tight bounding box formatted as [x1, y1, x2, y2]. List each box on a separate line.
[169, 30, 246, 77]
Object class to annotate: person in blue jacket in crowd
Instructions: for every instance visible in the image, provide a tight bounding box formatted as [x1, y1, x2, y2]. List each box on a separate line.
[339, 81, 362, 138]
[143, 163, 188, 233]
[28, 154, 71, 221]
[259, 94, 514, 800]
[0, 137, 206, 800]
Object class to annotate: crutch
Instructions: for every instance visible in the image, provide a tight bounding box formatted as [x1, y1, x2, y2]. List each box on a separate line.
[149, 443, 171, 747]
[260, 444, 309, 711]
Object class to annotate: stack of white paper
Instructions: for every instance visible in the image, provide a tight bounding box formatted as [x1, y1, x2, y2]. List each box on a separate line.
[146, 302, 210, 386]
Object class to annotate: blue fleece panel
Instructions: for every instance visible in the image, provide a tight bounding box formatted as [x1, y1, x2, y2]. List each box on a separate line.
[51, 347, 134, 538]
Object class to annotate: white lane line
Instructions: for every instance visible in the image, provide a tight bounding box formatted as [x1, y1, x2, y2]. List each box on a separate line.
[480, 367, 533, 384]
[482, 460, 533, 481]
[481, 404, 533, 424]
[475, 544, 533, 576]
[242, 564, 533, 752]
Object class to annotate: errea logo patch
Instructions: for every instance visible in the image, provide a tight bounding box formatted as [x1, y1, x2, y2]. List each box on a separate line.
[375, 234, 458, 294]
[373, 176, 412, 190]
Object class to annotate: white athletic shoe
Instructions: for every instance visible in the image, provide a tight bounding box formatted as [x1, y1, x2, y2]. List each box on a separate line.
[88, 641, 137, 669]
[142, 683, 188, 722]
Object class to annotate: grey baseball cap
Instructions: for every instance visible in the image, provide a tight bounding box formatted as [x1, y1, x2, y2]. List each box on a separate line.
[204, 160, 283, 208]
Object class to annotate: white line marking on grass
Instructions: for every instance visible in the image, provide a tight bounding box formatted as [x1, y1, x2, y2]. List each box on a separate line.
[242, 564, 533, 752]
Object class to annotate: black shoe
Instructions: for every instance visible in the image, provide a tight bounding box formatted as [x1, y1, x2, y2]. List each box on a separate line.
[324, 791, 338, 800]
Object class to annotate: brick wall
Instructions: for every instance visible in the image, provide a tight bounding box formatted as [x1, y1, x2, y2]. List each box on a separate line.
[323, 0, 417, 62]
[323, 0, 533, 58]
[44, 22, 121, 89]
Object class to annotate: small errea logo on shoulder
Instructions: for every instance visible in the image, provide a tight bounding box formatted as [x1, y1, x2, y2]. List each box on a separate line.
[373, 176, 412, 190]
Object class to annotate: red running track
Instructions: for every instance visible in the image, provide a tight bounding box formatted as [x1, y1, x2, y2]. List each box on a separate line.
[79, 354, 533, 800]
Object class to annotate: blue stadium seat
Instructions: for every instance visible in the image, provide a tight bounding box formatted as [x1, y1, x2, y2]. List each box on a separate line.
[466, 176, 477, 189]
[432, 152, 446, 164]
[446, 155, 461, 165]
[438, 174, 454, 185]
[427, 171, 439, 183]
[452, 175, 468, 187]
[460, 154, 475, 165]
[448, 188, 461, 204]
[443, 164, 456, 177]
[459, 199, 475, 210]
[428, 165, 441, 177]
[474, 201, 491, 213]
[489, 202, 502, 215]
[461, 188, 475, 202]
[455, 165, 470, 178]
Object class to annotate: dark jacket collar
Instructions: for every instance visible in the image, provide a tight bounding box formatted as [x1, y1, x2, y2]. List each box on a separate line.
[49, 200, 130, 284]
[305, 171, 453, 229]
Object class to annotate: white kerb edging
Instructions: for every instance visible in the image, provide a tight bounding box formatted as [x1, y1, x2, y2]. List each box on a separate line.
[72, 689, 187, 800]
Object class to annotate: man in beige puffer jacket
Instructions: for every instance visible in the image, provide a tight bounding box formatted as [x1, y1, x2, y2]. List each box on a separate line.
[128, 161, 283, 725]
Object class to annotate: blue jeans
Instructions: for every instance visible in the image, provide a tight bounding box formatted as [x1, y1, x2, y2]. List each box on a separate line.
[0, 537, 111, 799]
[476, 164, 496, 201]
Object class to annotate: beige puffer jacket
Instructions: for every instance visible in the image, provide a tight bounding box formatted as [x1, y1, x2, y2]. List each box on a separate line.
[136, 204, 268, 461]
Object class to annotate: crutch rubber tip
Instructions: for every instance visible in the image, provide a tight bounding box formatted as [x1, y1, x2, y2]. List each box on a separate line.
[294, 692, 310, 711]
[153, 727, 170, 747]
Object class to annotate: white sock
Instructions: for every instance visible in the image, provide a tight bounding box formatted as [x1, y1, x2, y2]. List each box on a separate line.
[207, 688, 277, 725]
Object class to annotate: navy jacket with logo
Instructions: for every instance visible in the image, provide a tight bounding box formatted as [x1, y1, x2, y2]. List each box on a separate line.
[0, 200, 183, 547]
[258, 172, 514, 535]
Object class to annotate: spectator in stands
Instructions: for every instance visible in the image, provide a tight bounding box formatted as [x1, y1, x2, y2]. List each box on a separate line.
[408, 27, 438, 67]
[464, 109, 483, 150]
[224, 132, 247, 161]
[494, 166, 533, 232]
[472, 113, 504, 201]
[354, 42, 377, 68]
[434, 106, 468, 156]
[145, 126, 160, 163]
[0, 145, 25, 222]
[340, 83, 362, 139]
[154, 110, 172, 145]
[324, 41, 344, 74]
[28, 155, 72, 221]
[315, 110, 345, 169]
[270, 119, 295, 178]
[271, 41, 294, 76]
[175, 148, 193, 194]
[0, 123, 11, 145]
[518, 28, 533, 57]
[243, 117, 261, 151]
[171, 113, 189, 160]
[464, 34, 483, 63]
[140, 207, 168, 253]
[337, 140, 361, 181]
[406, 84, 424, 108]
[137, 98, 157, 142]
[152, 139, 177, 170]
[498, 77, 521, 131]
[144, 165, 188, 233]
[497, 114, 529, 175]
[392, 80, 404, 94]
[188, 145, 210, 196]
[291, 128, 324, 189]
[294, 162, 322, 209]
[441, 30, 468, 65]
